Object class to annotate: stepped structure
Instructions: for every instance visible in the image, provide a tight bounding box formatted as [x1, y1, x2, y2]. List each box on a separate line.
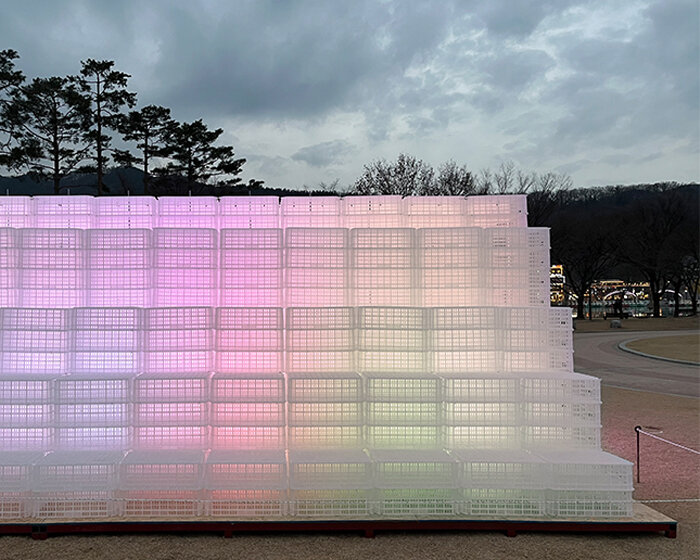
[0, 194, 633, 521]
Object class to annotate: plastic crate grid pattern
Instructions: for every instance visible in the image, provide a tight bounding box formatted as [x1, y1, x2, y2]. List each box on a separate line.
[0, 195, 632, 520]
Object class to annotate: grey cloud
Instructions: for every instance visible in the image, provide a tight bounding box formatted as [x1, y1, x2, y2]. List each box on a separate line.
[291, 140, 355, 167]
[0, 0, 696, 188]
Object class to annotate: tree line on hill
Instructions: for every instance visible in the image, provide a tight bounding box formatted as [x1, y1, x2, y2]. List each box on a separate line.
[0, 49, 261, 195]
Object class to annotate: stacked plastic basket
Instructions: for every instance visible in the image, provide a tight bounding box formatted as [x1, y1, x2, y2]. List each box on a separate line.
[0, 194, 633, 520]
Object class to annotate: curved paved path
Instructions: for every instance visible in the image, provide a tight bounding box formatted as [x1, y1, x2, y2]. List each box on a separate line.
[573, 330, 700, 398]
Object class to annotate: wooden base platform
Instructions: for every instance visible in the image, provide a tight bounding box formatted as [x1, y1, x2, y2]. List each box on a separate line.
[0, 503, 676, 540]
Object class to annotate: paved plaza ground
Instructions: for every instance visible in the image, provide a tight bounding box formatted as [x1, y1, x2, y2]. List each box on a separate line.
[1, 321, 698, 560]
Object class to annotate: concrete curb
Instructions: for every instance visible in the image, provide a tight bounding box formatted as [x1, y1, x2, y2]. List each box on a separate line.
[618, 339, 700, 367]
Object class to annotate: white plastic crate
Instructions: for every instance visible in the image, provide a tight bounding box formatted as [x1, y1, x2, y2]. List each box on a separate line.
[502, 350, 573, 373]
[451, 449, 547, 489]
[289, 449, 371, 489]
[220, 228, 283, 249]
[33, 491, 118, 519]
[351, 247, 414, 269]
[465, 195, 527, 221]
[364, 372, 439, 402]
[432, 350, 500, 373]
[72, 351, 141, 374]
[220, 248, 282, 269]
[352, 287, 415, 307]
[280, 197, 342, 228]
[1, 328, 70, 352]
[443, 402, 518, 426]
[534, 450, 633, 491]
[418, 246, 480, 268]
[0, 492, 31, 519]
[463, 488, 545, 517]
[147, 329, 213, 351]
[57, 403, 131, 427]
[210, 426, 286, 450]
[371, 449, 457, 489]
[134, 372, 210, 403]
[377, 488, 458, 516]
[152, 227, 217, 248]
[417, 227, 481, 248]
[545, 490, 633, 518]
[0, 375, 54, 404]
[86, 228, 152, 248]
[350, 228, 414, 248]
[289, 489, 372, 517]
[152, 272, 217, 307]
[431, 328, 499, 351]
[20, 248, 85, 269]
[420, 284, 482, 308]
[440, 374, 520, 402]
[156, 197, 218, 228]
[93, 197, 156, 229]
[219, 197, 280, 229]
[0, 197, 32, 228]
[520, 372, 601, 403]
[521, 402, 601, 427]
[1, 307, 70, 330]
[206, 489, 287, 517]
[286, 351, 354, 373]
[210, 402, 284, 426]
[56, 373, 132, 404]
[119, 450, 205, 490]
[431, 307, 499, 329]
[285, 307, 353, 329]
[341, 195, 403, 229]
[288, 426, 364, 449]
[357, 328, 425, 351]
[366, 402, 438, 426]
[0, 427, 53, 451]
[286, 323, 353, 352]
[284, 284, 348, 307]
[210, 372, 285, 403]
[145, 350, 213, 373]
[484, 227, 549, 249]
[443, 426, 520, 449]
[55, 427, 132, 451]
[135, 402, 208, 427]
[33, 196, 93, 229]
[134, 426, 209, 450]
[0, 451, 44, 491]
[120, 490, 203, 517]
[0, 404, 53, 428]
[216, 328, 282, 351]
[215, 350, 282, 373]
[404, 196, 465, 218]
[522, 426, 601, 449]
[19, 228, 83, 249]
[287, 372, 363, 403]
[33, 450, 125, 491]
[0, 351, 68, 375]
[73, 323, 141, 349]
[366, 426, 439, 449]
[204, 450, 287, 490]
[285, 227, 348, 248]
[288, 402, 362, 426]
[220, 287, 282, 307]
[154, 248, 218, 268]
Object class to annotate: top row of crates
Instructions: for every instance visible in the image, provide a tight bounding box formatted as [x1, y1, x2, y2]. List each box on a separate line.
[0, 195, 527, 229]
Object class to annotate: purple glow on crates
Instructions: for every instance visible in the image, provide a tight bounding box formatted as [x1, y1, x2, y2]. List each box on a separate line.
[0, 195, 633, 521]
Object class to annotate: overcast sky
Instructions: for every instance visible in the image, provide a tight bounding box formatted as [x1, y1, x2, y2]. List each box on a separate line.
[2, 0, 698, 189]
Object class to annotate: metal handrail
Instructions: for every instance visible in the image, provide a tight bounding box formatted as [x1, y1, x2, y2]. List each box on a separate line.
[635, 425, 700, 483]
